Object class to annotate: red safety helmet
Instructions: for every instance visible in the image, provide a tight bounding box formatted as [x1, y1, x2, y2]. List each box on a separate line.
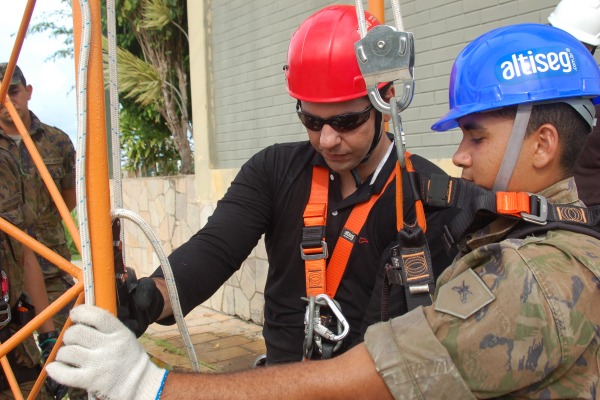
[285, 5, 383, 103]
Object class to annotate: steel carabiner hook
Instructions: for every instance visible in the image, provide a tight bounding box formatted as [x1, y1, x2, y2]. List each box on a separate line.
[313, 294, 350, 343]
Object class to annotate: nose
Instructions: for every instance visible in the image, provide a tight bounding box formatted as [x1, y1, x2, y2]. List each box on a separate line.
[319, 124, 341, 149]
[452, 139, 471, 168]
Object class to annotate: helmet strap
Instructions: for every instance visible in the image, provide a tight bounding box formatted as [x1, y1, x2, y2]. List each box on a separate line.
[361, 110, 383, 164]
[492, 103, 532, 192]
[349, 111, 383, 187]
[350, 111, 383, 187]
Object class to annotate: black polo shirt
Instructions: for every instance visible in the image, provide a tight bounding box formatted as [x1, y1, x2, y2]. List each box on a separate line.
[154, 136, 456, 363]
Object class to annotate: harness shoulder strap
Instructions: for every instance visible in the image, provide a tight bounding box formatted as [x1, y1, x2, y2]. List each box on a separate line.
[302, 165, 395, 298]
[411, 172, 600, 253]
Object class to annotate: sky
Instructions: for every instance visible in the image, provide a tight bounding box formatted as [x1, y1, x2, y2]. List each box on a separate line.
[1, 0, 78, 144]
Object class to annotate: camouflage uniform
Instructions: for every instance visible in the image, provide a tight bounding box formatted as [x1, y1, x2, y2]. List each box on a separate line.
[0, 111, 76, 330]
[0, 148, 51, 399]
[365, 178, 600, 399]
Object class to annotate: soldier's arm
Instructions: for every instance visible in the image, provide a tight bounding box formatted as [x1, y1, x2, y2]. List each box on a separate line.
[22, 247, 55, 333]
[61, 187, 76, 211]
[160, 343, 392, 400]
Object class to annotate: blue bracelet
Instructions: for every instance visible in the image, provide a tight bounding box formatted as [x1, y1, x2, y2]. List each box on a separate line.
[155, 370, 170, 400]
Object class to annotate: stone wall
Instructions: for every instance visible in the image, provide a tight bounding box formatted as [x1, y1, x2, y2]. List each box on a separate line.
[112, 175, 268, 325]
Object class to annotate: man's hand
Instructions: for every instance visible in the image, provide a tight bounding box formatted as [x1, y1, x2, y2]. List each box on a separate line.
[118, 276, 165, 337]
[46, 304, 168, 400]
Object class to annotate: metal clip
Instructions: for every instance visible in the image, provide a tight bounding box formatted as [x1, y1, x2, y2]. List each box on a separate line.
[300, 241, 328, 260]
[521, 193, 548, 225]
[390, 97, 407, 168]
[302, 294, 350, 359]
[313, 294, 350, 356]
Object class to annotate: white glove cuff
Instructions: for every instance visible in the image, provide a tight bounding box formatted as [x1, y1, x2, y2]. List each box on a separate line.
[135, 362, 169, 400]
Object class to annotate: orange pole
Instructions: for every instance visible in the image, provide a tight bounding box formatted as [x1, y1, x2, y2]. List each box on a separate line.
[72, 0, 116, 313]
[0, 282, 84, 359]
[368, 0, 385, 23]
[0, 217, 82, 280]
[0, 356, 23, 400]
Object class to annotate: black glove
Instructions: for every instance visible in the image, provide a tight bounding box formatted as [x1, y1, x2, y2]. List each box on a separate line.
[117, 274, 164, 338]
[38, 329, 69, 400]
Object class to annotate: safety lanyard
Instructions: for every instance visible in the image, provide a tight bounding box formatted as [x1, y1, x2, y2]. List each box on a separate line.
[302, 155, 415, 298]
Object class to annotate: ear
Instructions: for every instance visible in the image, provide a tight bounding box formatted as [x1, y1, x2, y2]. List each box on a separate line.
[382, 84, 396, 123]
[25, 84, 33, 101]
[531, 123, 559, 169]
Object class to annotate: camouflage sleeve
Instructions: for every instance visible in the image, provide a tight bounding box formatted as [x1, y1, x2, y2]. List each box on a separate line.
[364, 236, 586, 399]
[59, 129, 76, 190]
[0, 151, 25, 228]
[364, 308, 475, 399]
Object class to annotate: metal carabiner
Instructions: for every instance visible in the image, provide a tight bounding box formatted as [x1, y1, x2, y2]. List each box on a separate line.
[390, 97, 407, 168]
[313, 294, 350, 343]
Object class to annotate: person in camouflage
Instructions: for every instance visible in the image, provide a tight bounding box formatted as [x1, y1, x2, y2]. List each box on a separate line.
[0, 64, 77, 399]
[45, 23, 600, 400]
[0, 63, 76, 334]
[0, 147, 56, 399]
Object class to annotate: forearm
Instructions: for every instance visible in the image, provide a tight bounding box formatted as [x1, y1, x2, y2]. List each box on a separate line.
[160, 344, 393, 400]
[22, 248, 55, 333]
[62, 188, 77, 211]
[153, 277, 172, 320]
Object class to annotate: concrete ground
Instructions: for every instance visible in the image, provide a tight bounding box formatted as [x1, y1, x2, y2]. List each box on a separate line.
[141, 305, 266, 373]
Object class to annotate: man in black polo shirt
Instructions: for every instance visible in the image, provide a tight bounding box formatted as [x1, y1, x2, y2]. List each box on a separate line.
[119, 5, 455, 365]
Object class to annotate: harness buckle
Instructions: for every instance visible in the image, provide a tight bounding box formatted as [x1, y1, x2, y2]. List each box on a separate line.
[300, 241, 328, 260]
[521, 193, 548, 225]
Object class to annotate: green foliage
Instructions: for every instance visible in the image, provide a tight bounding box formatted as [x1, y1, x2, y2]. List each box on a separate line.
[102, 36, 162, 107]
[28, 0, 192, 175]
[63, 209, 80, 258]
[120, 105, 180, 177]
[28, 2, 74, 62]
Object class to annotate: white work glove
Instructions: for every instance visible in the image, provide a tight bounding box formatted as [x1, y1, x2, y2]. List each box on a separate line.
[46, 304, 168, 400]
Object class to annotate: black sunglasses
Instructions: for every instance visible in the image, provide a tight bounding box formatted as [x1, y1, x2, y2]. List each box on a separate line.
[296, 102, 374, 133]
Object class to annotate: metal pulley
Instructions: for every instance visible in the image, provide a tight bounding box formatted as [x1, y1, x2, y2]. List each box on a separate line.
[353, 0, 415, 167]
[354, 25, 415, 114]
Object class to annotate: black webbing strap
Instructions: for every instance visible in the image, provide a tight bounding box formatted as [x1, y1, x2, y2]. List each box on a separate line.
[507, 221, 600, 241]
[410, 172, 600, 253]
[381, 225, 435, 319]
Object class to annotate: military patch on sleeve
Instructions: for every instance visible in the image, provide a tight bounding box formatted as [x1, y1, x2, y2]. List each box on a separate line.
[434, 269, 495, 319]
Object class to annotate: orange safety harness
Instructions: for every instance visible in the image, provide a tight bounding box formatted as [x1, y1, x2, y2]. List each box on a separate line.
[301, 152, 427, 299]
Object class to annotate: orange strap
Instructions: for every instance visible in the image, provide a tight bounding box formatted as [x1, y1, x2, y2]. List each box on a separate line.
[395, 152, 427, 232]
[303, 165, 394, 298]
[302, 167, 329, 297]
[496, 191, 531, 218]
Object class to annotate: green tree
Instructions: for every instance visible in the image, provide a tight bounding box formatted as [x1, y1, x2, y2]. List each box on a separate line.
[29, 0, 193, 175]
[110, 0, 193, 174]
[120, 103, 180, 177]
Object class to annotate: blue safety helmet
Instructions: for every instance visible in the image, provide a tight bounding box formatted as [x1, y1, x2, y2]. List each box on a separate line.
[432, 23, 600, 132]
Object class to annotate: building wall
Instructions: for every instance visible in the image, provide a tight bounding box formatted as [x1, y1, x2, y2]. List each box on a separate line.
[206, 0, 559, 169]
